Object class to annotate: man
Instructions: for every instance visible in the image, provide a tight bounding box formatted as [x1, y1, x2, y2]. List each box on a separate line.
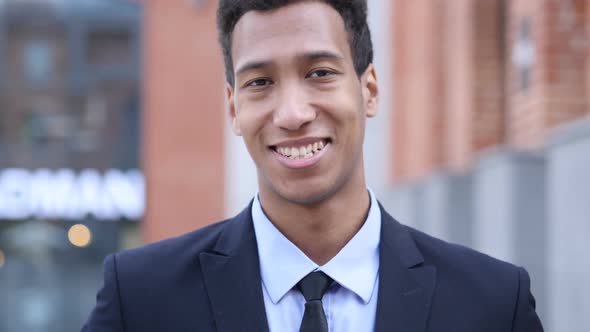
[83, 1, 544, 331]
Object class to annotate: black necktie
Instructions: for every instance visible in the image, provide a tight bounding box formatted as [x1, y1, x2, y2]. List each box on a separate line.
[296, 271, 333, 332]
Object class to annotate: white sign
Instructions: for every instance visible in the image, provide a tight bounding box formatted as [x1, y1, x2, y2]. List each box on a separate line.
[0, 169, 145, 221]
[512, 19, 535, 90]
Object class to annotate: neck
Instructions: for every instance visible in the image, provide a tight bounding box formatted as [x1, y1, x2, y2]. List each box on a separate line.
[258, 176, 371, 266]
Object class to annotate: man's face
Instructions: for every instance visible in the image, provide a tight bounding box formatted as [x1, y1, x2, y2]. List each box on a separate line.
[227, 1, 378, 205]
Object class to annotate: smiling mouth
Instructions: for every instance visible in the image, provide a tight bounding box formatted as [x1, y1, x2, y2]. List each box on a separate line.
[271, 139, 330, 160]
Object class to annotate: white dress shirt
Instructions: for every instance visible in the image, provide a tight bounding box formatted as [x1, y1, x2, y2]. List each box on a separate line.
[252, 190, 381, 332]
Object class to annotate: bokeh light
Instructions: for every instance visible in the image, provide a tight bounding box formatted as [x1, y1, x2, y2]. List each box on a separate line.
[67, 224, 92, 248]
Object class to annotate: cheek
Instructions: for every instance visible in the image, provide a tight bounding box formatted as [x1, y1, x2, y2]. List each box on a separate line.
[328, 91, 365, 125]
[235, 98, 273, 146]
[323, 82, 363, 116]
[331, 98, 367, 149]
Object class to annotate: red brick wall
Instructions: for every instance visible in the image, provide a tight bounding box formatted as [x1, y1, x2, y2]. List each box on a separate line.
[391, 0, 409, 182]
[143, 1, 225, 242]
[445, 0, 505, 172]
[393, 0, 505, 179]
[445, 0, 476, 172]
[392, 0, 447, 182]
[588, 0, 590, 113]
[472, 0, 506, 151]
[507, 0, 588, 148]
[392, 0, 589, 183]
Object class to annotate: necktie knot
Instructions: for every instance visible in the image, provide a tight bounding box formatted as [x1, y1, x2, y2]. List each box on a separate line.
[297, 271, 333, 302]
[296, 271, 332, 332]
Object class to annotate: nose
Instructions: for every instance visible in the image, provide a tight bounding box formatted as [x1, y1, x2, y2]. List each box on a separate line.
[273, 85, 316, 131]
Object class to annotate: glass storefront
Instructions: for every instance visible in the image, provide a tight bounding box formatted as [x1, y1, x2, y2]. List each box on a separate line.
[0, 1, 142, 330]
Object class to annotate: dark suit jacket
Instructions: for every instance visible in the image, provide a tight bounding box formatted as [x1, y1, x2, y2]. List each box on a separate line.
[82, 203, 543, 331]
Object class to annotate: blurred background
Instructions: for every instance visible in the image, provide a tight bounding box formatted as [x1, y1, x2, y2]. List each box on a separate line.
[0, 0, 588, 331]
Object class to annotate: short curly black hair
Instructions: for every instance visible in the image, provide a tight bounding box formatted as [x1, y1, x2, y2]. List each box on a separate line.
[217, 0, 373, 86]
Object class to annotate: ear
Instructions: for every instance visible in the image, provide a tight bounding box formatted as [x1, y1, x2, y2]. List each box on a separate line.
[226, 82, 242, 136]
[361, 64, 379, 118]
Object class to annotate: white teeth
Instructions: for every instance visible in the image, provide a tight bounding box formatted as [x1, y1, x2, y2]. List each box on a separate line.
[299, 146, 306, 156]
[276, 140, 328, 159]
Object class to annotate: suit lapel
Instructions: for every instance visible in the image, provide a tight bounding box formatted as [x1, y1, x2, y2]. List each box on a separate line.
[199, 202, 436, 332]
[199, 204, 269, 332]
[375, 205, 436, 332]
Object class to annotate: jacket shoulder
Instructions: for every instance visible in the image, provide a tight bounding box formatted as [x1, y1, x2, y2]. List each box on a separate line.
[86, 219, 234, 331]
[406, 226, 525, 327]
[115, 218, 231, 271]
[406, 226, 519, 277]
[405, 226, 543, 330]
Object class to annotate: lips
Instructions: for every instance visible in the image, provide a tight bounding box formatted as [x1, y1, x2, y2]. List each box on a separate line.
[273, 139, 327, 159]
[270, 138, 331, 169]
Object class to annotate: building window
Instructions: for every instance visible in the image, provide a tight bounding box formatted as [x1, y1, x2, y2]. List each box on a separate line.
[87, 30, 131, 66]
[512, 18, 535, 91]
[23, 40, 54, 88]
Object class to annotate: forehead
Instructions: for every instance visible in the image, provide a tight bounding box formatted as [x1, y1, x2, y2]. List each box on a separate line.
[231, 2, 351, 68]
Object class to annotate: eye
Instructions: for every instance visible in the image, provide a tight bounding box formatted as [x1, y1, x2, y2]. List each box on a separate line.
[245, 78, 273, 88]
[307, 69, 335, 79]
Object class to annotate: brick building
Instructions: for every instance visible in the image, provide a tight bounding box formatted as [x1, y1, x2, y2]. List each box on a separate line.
[392, 0, 589, 180]
[389, 1, 590, 330]
[142, 0, 590, 330]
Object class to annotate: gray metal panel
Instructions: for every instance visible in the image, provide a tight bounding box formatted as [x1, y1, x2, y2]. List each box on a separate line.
[547, 117, 590, 332]
[473, 149, 547, 324]
[422, 172, 473, 247]
[384, 183, 425, 230]
[474, 151, 518, 262]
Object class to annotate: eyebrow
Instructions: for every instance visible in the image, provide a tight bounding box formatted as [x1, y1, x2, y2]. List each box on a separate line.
[235, 50, 345, 76]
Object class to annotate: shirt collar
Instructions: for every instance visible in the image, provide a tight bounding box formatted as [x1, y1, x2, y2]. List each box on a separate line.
[252, 189, 381, 305]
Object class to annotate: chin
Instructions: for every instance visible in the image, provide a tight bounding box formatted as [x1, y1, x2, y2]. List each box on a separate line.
[280, 189, 331, 206]
[268, 176, 343, 206]
[258, 155, 361, 207]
